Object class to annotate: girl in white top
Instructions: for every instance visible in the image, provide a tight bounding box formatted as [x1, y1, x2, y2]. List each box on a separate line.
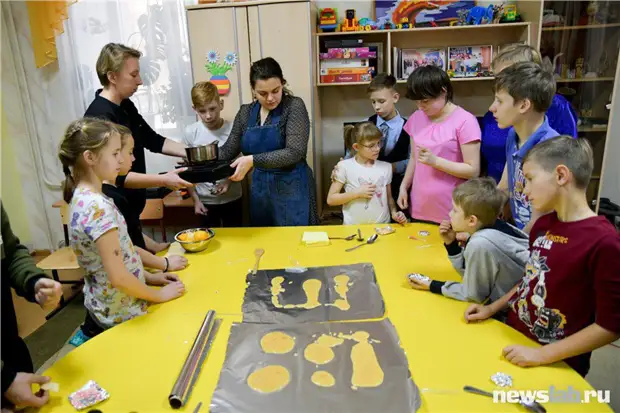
[59, 118, 185, 341]
[327, 122, 408, 225]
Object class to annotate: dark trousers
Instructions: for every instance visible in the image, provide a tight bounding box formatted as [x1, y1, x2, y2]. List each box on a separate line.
[80, 311, 105, 339]
[199, 198, 243, 228]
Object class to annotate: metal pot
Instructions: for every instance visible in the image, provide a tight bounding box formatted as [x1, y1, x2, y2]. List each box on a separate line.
[185, 143, 218, 164]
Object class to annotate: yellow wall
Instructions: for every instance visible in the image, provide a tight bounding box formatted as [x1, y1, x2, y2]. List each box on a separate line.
[1, 107, 32, 244]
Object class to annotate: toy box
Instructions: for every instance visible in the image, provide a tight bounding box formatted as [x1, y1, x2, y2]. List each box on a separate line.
[447, 45, 493, 78]
[402, 48, 446, 78]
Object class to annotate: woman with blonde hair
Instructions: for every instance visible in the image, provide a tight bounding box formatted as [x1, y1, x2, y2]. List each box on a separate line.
[85, 43, 191, 250]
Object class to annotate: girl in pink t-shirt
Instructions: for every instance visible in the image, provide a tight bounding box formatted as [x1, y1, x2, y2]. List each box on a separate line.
[398, 66, 481, 224]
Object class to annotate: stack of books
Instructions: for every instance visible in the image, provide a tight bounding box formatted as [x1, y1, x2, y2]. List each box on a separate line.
[319, 39, 383, 84]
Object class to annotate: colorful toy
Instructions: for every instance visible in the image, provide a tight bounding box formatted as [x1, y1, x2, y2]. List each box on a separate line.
[396, 17, 410, 29]
[358, 18, 378, 31]
[382, 21, 394, 30]
[503, 5, 517, 22]
[376, 0, 474, 28]
[319, 8, 338, 32]
[341, 9, 359, 32]
[467, 5, 494, 25]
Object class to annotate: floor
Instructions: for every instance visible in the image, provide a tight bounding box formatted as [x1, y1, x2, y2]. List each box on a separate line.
[26, 292, 620, 412]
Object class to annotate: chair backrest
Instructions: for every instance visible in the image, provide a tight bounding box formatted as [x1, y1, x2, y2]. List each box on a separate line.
[59, 202, 71, 226]
[140, 199, 164, 221]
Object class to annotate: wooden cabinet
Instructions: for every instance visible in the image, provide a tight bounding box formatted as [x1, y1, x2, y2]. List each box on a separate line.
[185, 0, 320, 179]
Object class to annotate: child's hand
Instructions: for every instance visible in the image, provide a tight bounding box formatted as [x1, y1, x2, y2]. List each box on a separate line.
[161, 168, 193, 190]
[439, 220, 456, 244]
[4, 373, 51, 409]
[148, 272, 181, 286]
[408, 275, 431, 291]
[215, 180, 230, 195]
[167, 255, 188, 271]
[397, 188, 409, 210]
[194, 203, 208, 216]
[464, 304, 494, 323]
[155, 281, 185, 303]
[356, 184, 376, 199]
[502, 345, 546, 367]
[417, 145, 437, 166]
[34, 278, 62, 311]
[392, 210, 407, 224]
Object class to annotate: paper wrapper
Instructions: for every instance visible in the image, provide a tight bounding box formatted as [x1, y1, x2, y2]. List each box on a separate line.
[210, 319, 422, 413]
[68, 380, 109, 410]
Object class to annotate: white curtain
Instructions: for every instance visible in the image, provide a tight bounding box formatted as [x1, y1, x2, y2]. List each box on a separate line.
[63, 0, 197, 174]
[2, 0, 196, 250]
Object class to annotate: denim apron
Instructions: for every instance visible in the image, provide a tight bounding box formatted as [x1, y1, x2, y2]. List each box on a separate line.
[241, 102, 310, 226]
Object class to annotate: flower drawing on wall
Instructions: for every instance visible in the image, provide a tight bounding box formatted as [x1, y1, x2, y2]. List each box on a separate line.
[204, 50, 237, 96]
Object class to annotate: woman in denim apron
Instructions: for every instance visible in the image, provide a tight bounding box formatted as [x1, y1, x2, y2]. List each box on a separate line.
[218, 58, 318, 226]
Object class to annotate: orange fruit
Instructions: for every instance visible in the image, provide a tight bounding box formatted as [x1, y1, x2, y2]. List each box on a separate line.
[194, 230, 208, 241]
[178, 233, 189, 242]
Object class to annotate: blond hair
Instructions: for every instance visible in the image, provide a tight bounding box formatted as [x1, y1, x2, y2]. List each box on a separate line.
[524, 136, 594, 189]
[493, 44, 542, 72]
[58, 118, 119, 203]
[115, 124, 132, 146]
[344, 122, 382, 153]
[452, 177, 508, 227]
[191, 81, 220, 107]
[96, 43, 142, 87]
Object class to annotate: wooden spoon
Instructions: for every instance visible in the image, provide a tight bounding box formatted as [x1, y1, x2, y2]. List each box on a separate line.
[252, 248, 265, 275]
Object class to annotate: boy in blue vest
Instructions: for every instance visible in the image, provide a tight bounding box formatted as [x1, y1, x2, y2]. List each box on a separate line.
[365, 74, 410, 203]
[491, 62, 560, 232]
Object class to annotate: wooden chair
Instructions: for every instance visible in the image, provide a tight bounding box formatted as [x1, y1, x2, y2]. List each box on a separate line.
[140, 199, 167, 242]
[42, 201, 83, 319]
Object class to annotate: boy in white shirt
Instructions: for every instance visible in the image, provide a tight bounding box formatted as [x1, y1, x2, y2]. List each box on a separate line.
[183, 81, 243, 227]
[327, 122, 407, 225]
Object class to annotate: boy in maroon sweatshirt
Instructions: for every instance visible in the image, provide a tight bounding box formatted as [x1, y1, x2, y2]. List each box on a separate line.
[464, 136, 620, 377]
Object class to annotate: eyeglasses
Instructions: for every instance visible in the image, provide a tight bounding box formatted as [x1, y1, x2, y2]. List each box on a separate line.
[359, 141, 383, 150]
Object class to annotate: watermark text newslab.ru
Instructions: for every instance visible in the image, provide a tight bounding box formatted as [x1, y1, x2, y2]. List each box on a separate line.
[493, 386, 610, 404]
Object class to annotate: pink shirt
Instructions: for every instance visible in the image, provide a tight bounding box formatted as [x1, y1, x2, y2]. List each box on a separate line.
[403, 106, 481, 224]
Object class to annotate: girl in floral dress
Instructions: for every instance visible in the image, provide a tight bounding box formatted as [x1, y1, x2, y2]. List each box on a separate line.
[59, 118, 185, 345]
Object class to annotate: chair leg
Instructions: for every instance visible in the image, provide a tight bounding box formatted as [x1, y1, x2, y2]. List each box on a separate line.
[160, 220, 167, 243]
[63, 225, 70, 246]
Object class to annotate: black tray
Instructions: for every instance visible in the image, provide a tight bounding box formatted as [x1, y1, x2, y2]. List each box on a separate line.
[178, 161, 234, 184]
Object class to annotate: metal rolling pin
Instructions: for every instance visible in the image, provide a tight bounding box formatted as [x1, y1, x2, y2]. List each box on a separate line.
[169, 310, 217, 409]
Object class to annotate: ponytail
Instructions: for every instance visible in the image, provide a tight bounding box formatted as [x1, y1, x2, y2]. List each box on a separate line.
[62, 165, 75, 203]
[58, 118, 118, 203]
[343, 124, 356, 153]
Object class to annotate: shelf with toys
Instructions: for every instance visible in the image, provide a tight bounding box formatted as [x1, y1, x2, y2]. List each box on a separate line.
[316, 21, 530, 36]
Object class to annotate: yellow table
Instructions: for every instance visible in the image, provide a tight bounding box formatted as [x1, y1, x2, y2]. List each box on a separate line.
[40, 224, 611, 412]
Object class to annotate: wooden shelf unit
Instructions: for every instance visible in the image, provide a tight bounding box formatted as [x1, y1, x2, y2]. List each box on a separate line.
[542, 22, 620, 31]
[556, 77, 615, 83]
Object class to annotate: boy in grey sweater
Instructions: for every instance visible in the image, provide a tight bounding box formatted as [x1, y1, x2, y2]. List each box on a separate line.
[409, 178, 529, 304]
